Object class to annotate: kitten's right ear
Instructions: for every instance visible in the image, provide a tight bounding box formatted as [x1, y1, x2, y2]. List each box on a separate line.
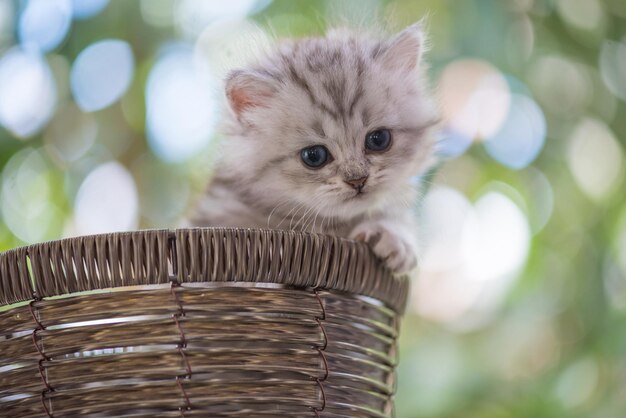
[225, 70, 276, 115]
[381, 22, 426, 72]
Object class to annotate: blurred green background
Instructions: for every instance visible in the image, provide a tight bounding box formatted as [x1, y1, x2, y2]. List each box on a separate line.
[0, 0, 625, 416]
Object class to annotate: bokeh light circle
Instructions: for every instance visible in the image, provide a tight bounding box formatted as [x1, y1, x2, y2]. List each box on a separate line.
[555, 357, 600, 409]
[74, 162, 139, 235]
[435, 128, 473, 159]
[556, 0, 605, 32]
[484, 95, 546, 169]
[438, 59, 511, 144]
[528, 55, 593, 118]
[413, 186, 531, 329]
[599, 38, 626, 102]
[44, 104, 98, 163]
[461, 191, 531, 283]
[523, 168, 554, 234]
[421, 187, 473, 272]
[176, 0, 269, 39]
[146, 45, 217, 162]
[615, 210, 626, 279]
[1, 148, 59, 243]
[70, 0, 110, 20]
[567, 118, 624, 201]
[194, 18, 273, 81]
[18, 0, 72, 52]
[0, 48, 57, 138]
[71, 39, 135, 112]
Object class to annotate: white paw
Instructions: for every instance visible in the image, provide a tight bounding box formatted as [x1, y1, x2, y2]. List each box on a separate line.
[350, 221, 417, 274]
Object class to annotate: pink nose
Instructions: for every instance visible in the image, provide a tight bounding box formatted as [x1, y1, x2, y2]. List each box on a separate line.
[344, 176, 368, 190]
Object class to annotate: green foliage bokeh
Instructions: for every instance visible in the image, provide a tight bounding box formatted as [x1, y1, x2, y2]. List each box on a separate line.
[0, 1, 625, 417]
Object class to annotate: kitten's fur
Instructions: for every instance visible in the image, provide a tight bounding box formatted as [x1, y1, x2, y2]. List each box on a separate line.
[191, 23, 439, 273]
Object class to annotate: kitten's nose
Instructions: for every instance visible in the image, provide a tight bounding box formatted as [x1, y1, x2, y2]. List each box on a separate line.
[344, 175, 368, 191]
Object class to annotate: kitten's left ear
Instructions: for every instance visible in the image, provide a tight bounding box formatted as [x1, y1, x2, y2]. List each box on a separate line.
[382, 22, 426, 71]
[225, 69, 276, 116]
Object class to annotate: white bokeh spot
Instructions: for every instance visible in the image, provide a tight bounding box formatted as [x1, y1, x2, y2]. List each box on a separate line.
[567, 118, 624, 201]
[71, 39, 134, 112]
[146, 45, 217, 162]
[484, 95, 546, 169]
[0, 48, 57, 138]
[413, 186, 531, 330]
[74, 162, 139, 235]
[18, 0, 72, 52]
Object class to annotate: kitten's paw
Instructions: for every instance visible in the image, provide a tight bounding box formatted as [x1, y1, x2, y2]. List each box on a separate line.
[350, 222, 417, 274]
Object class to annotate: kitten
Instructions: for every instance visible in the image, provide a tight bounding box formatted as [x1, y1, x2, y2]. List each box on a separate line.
[190, 23, 439, 273]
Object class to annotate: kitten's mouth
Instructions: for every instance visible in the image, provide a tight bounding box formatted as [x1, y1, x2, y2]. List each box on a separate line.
[352, 189, 366, 199]
[341, 185, 370, 202]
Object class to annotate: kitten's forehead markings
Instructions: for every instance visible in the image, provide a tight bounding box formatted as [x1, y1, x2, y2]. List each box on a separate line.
[322, 77, 346, 117]
[286, 60, 341, 122]
[284, 43, 369, 126]
[319, 52, 366, 125]
[311, 120, 326, 138]
[361, 108, 371, 127]
[347, 84, 364, 119]
[280, 38, 419, 165]
[347, 56, 366, 118]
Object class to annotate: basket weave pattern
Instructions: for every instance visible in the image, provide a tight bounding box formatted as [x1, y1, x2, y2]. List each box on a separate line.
[0, 229, 408, 417]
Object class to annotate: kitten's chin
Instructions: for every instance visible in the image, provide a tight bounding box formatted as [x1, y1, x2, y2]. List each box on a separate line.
[328, 191, 385, 219]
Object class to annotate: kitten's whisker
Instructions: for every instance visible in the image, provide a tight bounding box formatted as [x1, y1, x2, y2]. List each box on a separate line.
[320, 205, 331, 232]
[280, 200, 306, 229]
[289, 192, 322, 230]
[295, 194, 322, 231]
[193, 22, 437, 274]
[308, 200, 324, 233]
[314, 203, 328, 233]
[328, 206, 336, 232]
[266, 197, 292, 227]
[286, 203, 308, 230]
[298, 190, 327, 232]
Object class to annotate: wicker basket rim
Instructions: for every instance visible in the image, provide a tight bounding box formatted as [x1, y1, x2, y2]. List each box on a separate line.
[0, 228, 408, 312]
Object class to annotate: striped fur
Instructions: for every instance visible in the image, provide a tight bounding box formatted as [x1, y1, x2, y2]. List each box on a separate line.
[191, 23, 439, 273]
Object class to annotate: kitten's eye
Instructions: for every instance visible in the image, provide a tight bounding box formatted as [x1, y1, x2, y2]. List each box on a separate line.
[365, 129, 392, 152]
[300, 145, 330, 168]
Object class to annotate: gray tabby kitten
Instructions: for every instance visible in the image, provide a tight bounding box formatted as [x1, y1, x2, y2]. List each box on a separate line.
[191, 23, 439, 273]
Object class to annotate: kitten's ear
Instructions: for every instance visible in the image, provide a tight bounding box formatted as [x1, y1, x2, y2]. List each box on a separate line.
[225, 70, 276, 115]
[382, 22, 425, 71]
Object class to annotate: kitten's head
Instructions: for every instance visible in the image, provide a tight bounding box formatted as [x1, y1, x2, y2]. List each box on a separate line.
[218, 23, 439, 222]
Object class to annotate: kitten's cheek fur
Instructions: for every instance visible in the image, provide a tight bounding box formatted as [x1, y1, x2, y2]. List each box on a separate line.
[350, 220, 418, 274]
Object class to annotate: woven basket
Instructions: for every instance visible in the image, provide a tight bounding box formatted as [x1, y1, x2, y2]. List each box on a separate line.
[0, 228, 409, 417]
